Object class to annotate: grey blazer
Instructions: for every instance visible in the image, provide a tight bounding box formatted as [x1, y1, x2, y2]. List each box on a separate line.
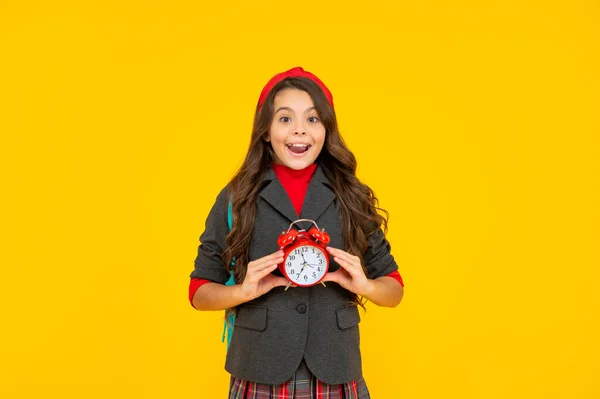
[190, 164, 398, 385]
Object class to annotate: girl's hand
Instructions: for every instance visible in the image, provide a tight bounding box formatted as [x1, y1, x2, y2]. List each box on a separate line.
[240, 250, 289, 301]
[323, 247, 374, 297]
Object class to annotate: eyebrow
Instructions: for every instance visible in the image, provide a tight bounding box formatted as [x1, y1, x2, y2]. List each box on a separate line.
[275, 106, 316, 114]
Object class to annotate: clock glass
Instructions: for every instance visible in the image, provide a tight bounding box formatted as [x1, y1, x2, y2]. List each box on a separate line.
[284, 244, 327, 286]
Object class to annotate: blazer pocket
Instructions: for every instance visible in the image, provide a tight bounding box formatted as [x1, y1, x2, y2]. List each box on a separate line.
[336, 306, 360, 330]
[234, 305, 268, 331]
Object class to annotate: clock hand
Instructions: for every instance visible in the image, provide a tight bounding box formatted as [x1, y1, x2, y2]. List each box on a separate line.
[300, 252, 313, 267]
[301, 252, 327, 287]
[296, 264, 306, 279]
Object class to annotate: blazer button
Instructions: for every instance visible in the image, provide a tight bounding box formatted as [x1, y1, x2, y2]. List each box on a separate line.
[296, 303, 307, 314]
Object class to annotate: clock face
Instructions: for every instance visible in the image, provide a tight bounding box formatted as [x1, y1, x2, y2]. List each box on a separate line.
[284, 244, 328, 286]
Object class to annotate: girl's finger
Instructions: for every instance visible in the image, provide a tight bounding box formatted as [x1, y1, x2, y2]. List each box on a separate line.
[253, 263, 279, 281]
[322, 270, 352, 289]
[245, 264, 277, 284]
[328, 248, 357, 267]
[327, 247, 359, 265]
[322, 270, 341, 284]
[249, 259, 283, 275]
[332, 255, 361, 276]
[264, 275, 289, 288]
[267, 250, 285, 259]
[248, 254, 284, 270]
[257, 251, 285, 265]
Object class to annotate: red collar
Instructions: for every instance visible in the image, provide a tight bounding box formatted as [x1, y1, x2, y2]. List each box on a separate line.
[272, 163, 317, 184]
[272, 163, 318, 217]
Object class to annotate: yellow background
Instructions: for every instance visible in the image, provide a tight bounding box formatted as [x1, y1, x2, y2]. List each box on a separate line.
[1, 1, 599, 398]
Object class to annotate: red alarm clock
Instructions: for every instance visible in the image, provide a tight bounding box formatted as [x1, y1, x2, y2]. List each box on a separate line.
[277, 219, 331, 288]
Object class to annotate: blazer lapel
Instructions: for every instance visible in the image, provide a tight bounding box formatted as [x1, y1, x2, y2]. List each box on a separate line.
[259, 168, 299, 223]
[300, 164, 336, 223]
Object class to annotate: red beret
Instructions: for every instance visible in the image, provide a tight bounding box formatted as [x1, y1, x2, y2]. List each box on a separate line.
[257, 66, 334, 111]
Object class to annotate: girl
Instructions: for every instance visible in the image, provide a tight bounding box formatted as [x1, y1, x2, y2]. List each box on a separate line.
[189, 67, 404, 398]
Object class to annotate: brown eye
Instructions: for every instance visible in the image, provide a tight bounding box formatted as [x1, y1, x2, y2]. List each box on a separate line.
[308, 116, 319, 123]
[279, 116, 291, 123]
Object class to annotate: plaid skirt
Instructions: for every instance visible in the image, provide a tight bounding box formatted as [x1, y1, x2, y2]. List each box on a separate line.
[227, 359, 370, 399]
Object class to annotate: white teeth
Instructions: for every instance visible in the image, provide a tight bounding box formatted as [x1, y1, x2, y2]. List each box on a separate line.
[287, 144, 309, 147]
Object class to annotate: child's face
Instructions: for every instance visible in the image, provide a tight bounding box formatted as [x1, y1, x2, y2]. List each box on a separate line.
[266, 88, 326, 170]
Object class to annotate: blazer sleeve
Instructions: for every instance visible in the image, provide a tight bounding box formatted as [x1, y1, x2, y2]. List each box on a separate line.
[189, 185, 231, 284]
[363, 227, 399, 280]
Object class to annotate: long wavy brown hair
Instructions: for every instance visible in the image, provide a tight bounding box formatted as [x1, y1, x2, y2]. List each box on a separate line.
[223, 76, 389, 312]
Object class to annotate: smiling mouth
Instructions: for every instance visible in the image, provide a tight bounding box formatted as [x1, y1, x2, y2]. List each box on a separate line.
[286, 143, 311, 154]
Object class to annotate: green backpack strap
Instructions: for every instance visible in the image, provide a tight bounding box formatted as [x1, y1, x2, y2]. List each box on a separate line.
[222, 195, 236, 349]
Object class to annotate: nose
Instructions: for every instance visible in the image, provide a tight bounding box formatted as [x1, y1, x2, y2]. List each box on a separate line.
[293, 122, 307, 136]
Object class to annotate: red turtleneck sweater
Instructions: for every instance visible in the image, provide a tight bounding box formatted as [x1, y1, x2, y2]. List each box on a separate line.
[189, 163, 403, 307]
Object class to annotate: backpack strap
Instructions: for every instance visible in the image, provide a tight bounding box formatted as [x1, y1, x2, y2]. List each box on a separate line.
[227, 195, 233, 232]
[222, 195, 236, 349]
